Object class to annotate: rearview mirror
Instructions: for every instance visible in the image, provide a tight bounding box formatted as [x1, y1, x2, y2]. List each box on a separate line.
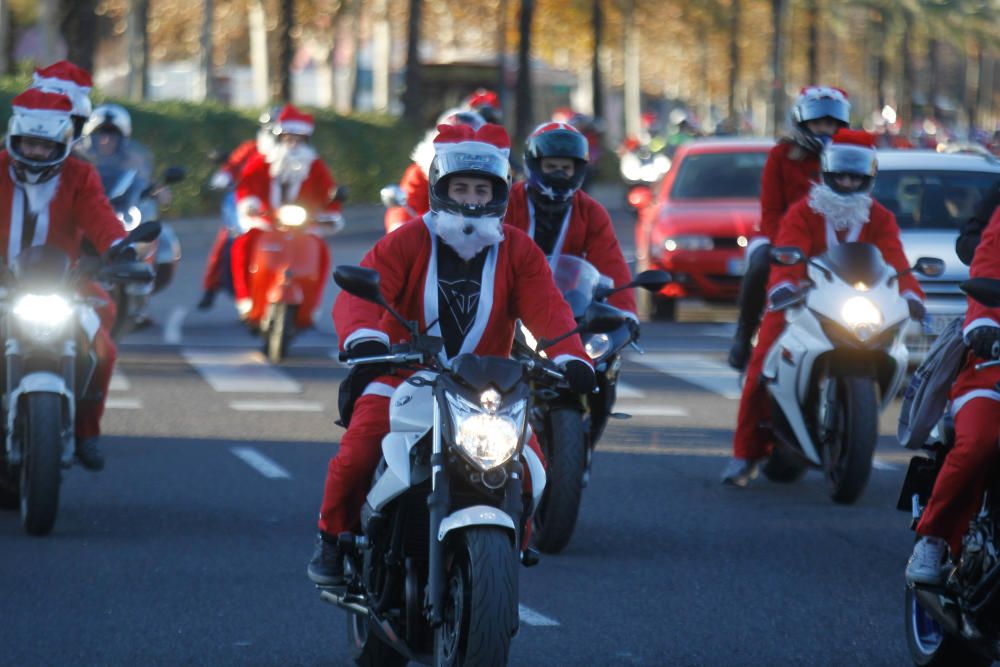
[104, 261, 155, 284]
[380, 185, 406, 208]
[633, 269, 671, 292]
[961, 278, 1000, 308]
[580, 302, 626, 334]
[124, 221, 161, 245]
[333, 265, 384, 305]
[770, 246, 804, 266]
[913, 257, 945, 278]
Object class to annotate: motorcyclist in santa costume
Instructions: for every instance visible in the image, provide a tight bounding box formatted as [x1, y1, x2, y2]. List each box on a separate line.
[307, 123, 595, 585]
[1, 89, 134, 471]
[30, 61, 93, 143]
[504, 121, 637, 320]
[197, 108, 279, 310]
[906, 205, 1000, 585]
[722, 129, 925, 486]
[728, 86, 852, 371]
[230, 104, 342, 329]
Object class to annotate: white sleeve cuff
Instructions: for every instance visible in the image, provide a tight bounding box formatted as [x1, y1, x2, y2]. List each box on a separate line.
[343, 328, 390, 350]
[963, 318, 1000, 342]
[553, 354, 594, 370]
[902, 290, 922, 303]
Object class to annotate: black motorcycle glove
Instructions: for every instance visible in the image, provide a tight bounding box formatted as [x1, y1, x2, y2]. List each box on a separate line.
[348, 340, 390, 360]
[336, 339, 391, 428]
[626, 316, 641, 342]
[906, 297, 927, 322]
[562, 359, 596, 394]
[967, 326, 1000, 359]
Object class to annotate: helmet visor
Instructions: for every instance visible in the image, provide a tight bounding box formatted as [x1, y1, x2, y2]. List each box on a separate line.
[528, 129, 589, 162]
[435, 149, 510, 184]
[822, 144, 877, 178]
[797, 98, 850, 125]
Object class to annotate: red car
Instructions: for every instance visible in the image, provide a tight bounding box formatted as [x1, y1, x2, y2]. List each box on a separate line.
[630, 138, 774, 320]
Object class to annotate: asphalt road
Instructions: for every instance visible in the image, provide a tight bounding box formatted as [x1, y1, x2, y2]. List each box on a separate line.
[0, 194, 924, 666]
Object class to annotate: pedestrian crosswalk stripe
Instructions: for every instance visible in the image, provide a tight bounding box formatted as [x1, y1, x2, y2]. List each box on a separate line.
[615, 380, 646, 399]
[231, 446, 291, 479]
[627, 352, 742, 400]
[106, 397, 142, 410]
[518, 604, 560, 627]
[182, 349, 302, 393]
[110, 369, 130, 392]
[229, 400, 324, 412]
[613, 404, 689, 417]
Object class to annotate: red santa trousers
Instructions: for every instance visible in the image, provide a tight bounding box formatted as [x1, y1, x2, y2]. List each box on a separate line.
[732, 309, 786, 460]
[202, 228, 231, 291]
[76, 326, 116, 440]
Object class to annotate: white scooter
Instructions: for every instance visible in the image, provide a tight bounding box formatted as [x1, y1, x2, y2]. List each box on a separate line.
[760, 242, 943, 504]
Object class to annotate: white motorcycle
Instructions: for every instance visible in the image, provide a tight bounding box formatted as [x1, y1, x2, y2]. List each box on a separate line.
[321, 265, 625, 666]
[760, 242, 943, 504]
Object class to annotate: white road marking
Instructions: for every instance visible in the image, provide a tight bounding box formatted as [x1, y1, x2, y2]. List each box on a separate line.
[872, 457, 900, 471]
[599, 443, 918, 467]
[613, 404, 689, 418]
[106, 397, 143, 410]
[229, 400, 324, 412]
[518, 604, 560, 627]
[231, 447, 291, 479]
[164, 306, 188, 345]
[614, 380, 646, 399]
[627, 352, 742, 400]
[183, 349, 302, 393]
[109, 369, 130, 392]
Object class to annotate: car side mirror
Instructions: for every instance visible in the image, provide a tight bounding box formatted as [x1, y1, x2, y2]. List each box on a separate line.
[333, 265, 384, 305]
[627, 185, 653, 210]
[913, 257, 945, 278]
[770, 246, 804, 266]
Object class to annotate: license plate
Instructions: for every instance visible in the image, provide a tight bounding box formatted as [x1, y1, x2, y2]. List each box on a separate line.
[727, 258, 745, 275]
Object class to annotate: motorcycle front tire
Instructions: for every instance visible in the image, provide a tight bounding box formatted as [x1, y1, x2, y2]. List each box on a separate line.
[19, 392, 63, 536]
[265, 304, 296, 363]
[532, 408, 586, 554]
[826, 377, 877, 504]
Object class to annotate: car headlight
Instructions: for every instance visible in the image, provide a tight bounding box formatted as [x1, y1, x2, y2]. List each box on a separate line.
[585, 333, 611, 359]
[445, 391, 527, 471]
[13, 293, 73, 340]
[277, 205, 308, 227]
[841, 296, 882, 341]
[664, 235, 714, 252]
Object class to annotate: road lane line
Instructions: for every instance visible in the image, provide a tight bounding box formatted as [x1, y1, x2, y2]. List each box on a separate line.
[518, 605, 560, 627]
[109, 369, 130, 392]
[613, 404, 689, 418]
[229, 400, 324, 412]
[106, 397, 143, 410]
[183, 349, 302, 393]
[872, 457, 900, 471]
[231, 447, 291, 479]
[614, 380, 646, 399]
[627, 352, 742, 400]
[164, 306, 188, 345]
[598, 443, 920, 466]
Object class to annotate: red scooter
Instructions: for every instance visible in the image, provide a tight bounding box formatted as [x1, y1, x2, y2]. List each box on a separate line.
[247, 203, 341, 362]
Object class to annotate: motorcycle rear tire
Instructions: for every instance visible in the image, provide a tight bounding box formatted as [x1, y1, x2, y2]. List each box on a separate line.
[346, 611, 408, 667]
[532, 409, 586, 554]
[265, 304, 296, 364]
[762, 445, 808, 483]
[826, 377, 877, 505]
[434, 527, 517, 667]
[20, 393, 63, 536]
[904, 581, 991, 666]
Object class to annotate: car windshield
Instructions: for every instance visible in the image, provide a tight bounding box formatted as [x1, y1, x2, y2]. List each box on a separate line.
[670, 151, 768, 200]
[871, 170, 1000, 230]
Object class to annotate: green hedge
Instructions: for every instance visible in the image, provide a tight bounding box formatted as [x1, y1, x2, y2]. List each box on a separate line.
[0, 78, 422, 217]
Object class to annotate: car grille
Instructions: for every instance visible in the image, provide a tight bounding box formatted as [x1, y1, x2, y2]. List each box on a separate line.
[919, 280, 964, 299]
[712, 237, 742, 249]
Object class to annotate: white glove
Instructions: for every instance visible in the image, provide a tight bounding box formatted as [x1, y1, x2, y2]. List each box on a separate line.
[210, 170, 233, 190]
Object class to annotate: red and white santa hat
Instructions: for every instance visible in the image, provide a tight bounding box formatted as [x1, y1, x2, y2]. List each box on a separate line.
[8, 89, 75, 153]
[433, 123, 511, 160]
[12, 88, 73, 118]
[32, 61, 93, 94]
[275, 104, 314, 136]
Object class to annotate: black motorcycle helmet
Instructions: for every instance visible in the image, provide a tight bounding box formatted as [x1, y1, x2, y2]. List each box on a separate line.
[427, 124, 512, 220]
[524, 122, 589, 208]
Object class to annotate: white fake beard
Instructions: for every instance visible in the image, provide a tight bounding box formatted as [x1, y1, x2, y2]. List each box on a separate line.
[433, 211, 504, 261]
[22, 176, 61, 215]
[807, 183, 873, 231]
[269, 143, 317, 184]
[256, 128, 276, 157]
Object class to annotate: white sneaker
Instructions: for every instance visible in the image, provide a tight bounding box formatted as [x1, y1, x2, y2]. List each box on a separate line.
[906, 536, 948, 586]
[721, 457, 760, 487]
[236, 298, 253, 320]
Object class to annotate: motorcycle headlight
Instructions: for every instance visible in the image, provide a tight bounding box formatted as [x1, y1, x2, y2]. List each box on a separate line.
[445, 391, 527, 471]
[116, 206, 142, 231]
[585, 333, 611, 360]
[13, 293, 73, 341]
[277, 205, 308, 227]
[841, 296, 882, 341]
[664, 235, 714, 252]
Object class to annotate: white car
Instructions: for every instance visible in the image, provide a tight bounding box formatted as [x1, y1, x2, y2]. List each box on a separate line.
[871, 150, 1000, 361]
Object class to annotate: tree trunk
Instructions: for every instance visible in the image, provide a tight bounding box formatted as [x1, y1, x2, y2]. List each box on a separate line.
[898, 7, 914, 124]
[966, 36, 982, 137]
[805, 0, 818, 84]
[496, 0, 509, 114]
[929, 37, 942, 118]
[515, 0, 535, 145]
[59, 0, 98, 72]
[274, 0, 294, 103]
[770, 0, 787, 135]
[0, 0, 8, 76]
[872, 9, 886, 111]
[372, 0, 391, 112]
[126, 0, 150, 101]
[591, 0, 604, 121]
[198, 0, 214, 101]
[40, 0, 60, 60]
[248, 0, 270, 106]
[623, 0, 639, 138]
[728, 0, 741, 119]
[402, 0, 423, 123]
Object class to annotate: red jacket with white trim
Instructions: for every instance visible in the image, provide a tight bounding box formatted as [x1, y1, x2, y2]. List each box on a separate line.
[399, 163, 430, 216]
[758, 141, 820, 242]
[333, 217, 590, 367]
[235, 152, 341, 228]
[504, 182, 637, 315]
[0, 152, 125, 260]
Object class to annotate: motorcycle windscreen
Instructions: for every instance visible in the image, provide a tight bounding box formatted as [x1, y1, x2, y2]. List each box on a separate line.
[550, 254, 601, 319]
[817, 242, 890, 288]
[450, 354, 524, 393]
[10, 245, 72, 289]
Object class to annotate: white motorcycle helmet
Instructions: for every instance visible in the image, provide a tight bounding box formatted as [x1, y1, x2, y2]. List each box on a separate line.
[6, 89, 75, 185]
[83, 103, 133, 140]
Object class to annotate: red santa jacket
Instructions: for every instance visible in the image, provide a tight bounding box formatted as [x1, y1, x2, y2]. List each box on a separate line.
[0, 152, 125, 261]
[399, 163, 430, 216]
[758, 140, 820, 242]
[769, 194, 924, 301]
[950, 206, 1000, 411]
[235, 152, 341, 229]
[222, 140, 260, 181]
[334, 216, 590, 368]
[504, 182, 637, 315]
